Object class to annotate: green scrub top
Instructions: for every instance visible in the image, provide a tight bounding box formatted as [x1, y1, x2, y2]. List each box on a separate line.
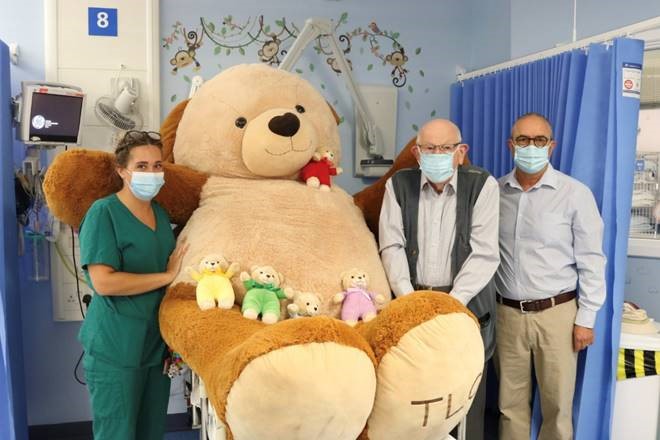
[78, 194, 175, 369]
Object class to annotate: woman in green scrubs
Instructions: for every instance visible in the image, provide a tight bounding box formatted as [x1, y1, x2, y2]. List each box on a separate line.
[78, 130, 187, 440]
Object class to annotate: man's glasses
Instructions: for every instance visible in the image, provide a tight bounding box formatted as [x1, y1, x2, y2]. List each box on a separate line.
[416, 142, 461, 154]
[513, 135, 551, 147]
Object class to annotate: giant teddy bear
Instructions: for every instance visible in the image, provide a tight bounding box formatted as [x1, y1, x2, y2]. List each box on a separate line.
[44, 64, 484, 440]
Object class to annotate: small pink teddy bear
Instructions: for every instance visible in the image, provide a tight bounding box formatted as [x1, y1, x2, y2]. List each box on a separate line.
[333, 268, 386, 326]
[299, 148, 343, 192]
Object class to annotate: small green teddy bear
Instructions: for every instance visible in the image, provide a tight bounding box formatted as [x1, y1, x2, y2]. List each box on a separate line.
[240, 265, 293, 324]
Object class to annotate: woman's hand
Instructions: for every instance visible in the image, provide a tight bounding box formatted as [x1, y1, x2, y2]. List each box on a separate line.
[166, 240, 189, 283]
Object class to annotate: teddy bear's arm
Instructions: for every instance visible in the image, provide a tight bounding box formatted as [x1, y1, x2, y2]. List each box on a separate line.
[43, 150, 122, 229]
[187, 268, 202, 282]
[352, 137, 419, 239]
[43, 150, 209, 229]
[271, 287, 287, 300]
[225, 262, 240, 279]
[156, 162, 208, 226]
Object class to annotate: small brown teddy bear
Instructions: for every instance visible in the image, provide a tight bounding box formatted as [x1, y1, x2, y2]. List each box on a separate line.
[287, 290, 322, 318]
[186, 254, 240, 310]
[239, 265, 292, 324]
[334, 268, 386, 326]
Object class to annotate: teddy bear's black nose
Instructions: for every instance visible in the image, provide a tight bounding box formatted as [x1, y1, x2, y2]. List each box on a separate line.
[268, 112, 300, 137]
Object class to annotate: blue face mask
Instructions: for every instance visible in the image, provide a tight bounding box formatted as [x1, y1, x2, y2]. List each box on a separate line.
[128, 171, 165, 201]
[514, 145, 549, 174]
[419, 152, 455, 183]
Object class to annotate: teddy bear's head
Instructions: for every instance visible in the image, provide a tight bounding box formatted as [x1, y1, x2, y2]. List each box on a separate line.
[292, 291, 322, 317]
[199, 254, 228, 273]
[248, 265, 284, 288]
[340, 268, 370, 290]
[314, 147, 337, 164]
[172, 64, 341, 179]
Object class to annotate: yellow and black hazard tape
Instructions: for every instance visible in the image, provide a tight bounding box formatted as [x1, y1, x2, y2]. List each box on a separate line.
[617, 348, 660, 380]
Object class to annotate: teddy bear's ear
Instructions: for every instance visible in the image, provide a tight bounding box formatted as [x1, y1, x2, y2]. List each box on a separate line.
[160, 99, 191, 163]
[250, 265, 259, 273]
[326, 101, 341, 126]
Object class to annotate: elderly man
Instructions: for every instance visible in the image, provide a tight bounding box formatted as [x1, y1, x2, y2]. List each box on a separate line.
[379, 119, 500, 440]
[496, 113, 606, 440]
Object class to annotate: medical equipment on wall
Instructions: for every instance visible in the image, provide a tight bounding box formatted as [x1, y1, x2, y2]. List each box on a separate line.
[94, 77, 143, 133]
[12, 81, 85, 148]
[189, 75, 205, 98]
[279, 17, 396, 177]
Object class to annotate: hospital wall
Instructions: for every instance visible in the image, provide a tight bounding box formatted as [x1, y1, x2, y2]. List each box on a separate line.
[0, 0, 509, 427]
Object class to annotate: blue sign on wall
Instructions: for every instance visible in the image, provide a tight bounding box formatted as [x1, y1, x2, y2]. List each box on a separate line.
[88, 7, 118, 37]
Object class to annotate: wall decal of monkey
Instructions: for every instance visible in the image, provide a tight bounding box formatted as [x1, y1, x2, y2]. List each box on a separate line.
[385, 47, 408, 87]
[169, 29, 203, 75]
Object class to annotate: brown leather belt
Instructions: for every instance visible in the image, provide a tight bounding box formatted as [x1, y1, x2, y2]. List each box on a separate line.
[415, 284, 451, 292]
[496, 291, 576, 313]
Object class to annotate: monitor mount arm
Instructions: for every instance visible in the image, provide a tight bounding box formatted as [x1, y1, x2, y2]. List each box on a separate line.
[279, 18, 382, 158]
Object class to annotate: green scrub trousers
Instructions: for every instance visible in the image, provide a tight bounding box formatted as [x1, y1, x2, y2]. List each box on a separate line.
[78, 194, 176, 440]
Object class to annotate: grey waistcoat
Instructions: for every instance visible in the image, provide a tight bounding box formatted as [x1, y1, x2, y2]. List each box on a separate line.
[391, 165, 496, 360]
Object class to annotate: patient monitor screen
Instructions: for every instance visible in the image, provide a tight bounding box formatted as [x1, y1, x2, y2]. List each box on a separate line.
[28, 92, 84, 143]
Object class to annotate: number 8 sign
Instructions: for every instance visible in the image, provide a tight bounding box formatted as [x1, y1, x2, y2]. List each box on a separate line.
[88, 7, 118, 37]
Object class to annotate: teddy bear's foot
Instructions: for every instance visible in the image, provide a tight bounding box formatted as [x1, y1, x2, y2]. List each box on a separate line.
[358, 292, 484, 440]
[306, 176, 320, 188]
[197, 299, 216, 311]
[345, 319, 358, 327]
[242, 309, 258, 320]
[319, 184, 331, 192]
[217, 297, 234, 309]
[261, 312, 278, 324]
[219, 317, 377, 440]
[362, 312, 377, 322]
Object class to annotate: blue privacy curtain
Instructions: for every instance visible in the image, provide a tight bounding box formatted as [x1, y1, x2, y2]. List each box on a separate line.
[451, 37, 643, 440]
[0, 41, 28, 440]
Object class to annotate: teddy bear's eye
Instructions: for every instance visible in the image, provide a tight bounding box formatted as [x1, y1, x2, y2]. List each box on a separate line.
[351, 275, 355, 278]
[295, 105, 305, 114]
[306, 302, 310, 306]
[235, 117, 247, 128]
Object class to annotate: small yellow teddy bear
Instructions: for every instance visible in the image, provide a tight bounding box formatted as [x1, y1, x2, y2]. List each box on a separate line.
[186, 254, 240, 310]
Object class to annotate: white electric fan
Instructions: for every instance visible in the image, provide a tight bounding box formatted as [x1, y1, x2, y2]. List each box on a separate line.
[94, 78, 143, 135]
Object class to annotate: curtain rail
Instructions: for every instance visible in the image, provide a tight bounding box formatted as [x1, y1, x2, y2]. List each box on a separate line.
[457, 16, 660, 81]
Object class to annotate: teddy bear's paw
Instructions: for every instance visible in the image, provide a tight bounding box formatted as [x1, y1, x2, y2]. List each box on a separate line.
[364, 292, 484, 440]
[362, 312, 377, 322]
[223, 317, 377, 440]
[319, 184, 331, 192]
[197, 299, 216, 311]
[261, 312, 278, 324]
[217, 297, 234, 309]
[242, 309, 258, 320]
[306, 176, 321, 188]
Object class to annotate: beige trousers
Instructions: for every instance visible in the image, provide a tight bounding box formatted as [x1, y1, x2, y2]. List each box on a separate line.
[496, 299, 578, 440]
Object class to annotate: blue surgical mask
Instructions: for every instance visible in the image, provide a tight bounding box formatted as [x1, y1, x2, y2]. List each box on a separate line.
[128, 171, 165, 201]
[514, 145, 549, 174]
[419, 152, 455, 183]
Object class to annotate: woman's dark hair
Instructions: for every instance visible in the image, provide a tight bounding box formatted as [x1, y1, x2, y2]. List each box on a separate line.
[115, 130, 163, 167]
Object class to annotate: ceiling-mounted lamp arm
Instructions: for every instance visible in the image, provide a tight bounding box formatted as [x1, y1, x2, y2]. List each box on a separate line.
[279, 18, 381, 157]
